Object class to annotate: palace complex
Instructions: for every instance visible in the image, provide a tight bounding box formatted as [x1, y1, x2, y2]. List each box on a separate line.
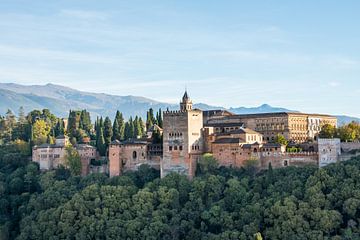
[32, 91, 350, 178]
[108, 91, 343, 178]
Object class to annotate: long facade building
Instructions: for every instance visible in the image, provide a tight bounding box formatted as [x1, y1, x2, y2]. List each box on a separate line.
[108, 91, 340, 178]
[204, 112, 337, 143]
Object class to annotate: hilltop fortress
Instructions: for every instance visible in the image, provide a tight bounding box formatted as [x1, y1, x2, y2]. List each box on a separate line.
[109, 91, 342, 178]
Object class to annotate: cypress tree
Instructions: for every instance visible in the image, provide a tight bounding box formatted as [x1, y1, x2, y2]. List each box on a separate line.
[112, 118, 120, 141]
[97, 127, 106, 156]
[115, 111, 125, 140]
[129, 117, 135, 138]
[139, 117, 145, 136]
[157, 108, 163, 128]
[134, 116, 143, 138]
[146, 110, 154, 130]
[103, 117, 113, 147]
[81, 110, 91, 131]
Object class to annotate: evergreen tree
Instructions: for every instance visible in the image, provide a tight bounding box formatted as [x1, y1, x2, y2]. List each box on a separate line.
[80, 110, 92, 133]
[115, 111, 125, 140]
[139, 117, 145, 136]
[112, 118, 120, 141]
[67, 110, 78, 137]
[134, 116, 143, 138]
[129, 117, 135, 138]
[99, 117, 104, 129]
[124, 118, 135, 140]
[157, 108, 163, 128]
[146, 109, 154, 130]
[96, 127, 106, 156]
[103, 117, 113, 146]
[54, 119, 64, 136]
[18, 106, 26, 124]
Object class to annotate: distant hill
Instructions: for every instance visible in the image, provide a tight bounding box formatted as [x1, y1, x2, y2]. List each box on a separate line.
[336, 115, 360, 125]
[0, 83, 178, 119]
[229, 104, 298, 115]
[0, 83, 359, 124]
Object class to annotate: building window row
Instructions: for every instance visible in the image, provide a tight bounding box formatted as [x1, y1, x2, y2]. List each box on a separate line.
[169, 132, 183, 138]
[169, 145, 183, 151]
[192, 145, 200, 151]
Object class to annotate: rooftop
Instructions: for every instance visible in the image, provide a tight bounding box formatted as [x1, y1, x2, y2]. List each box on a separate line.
[215, 127, 261, 136]
[226, 112, 335, 119]
[212, 138, 243, 144]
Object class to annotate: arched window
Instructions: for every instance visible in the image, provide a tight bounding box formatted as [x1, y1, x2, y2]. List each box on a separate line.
[133, 151, 137, 159]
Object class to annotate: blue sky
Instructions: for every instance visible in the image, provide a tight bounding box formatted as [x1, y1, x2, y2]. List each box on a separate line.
[0, 1, 359, 116]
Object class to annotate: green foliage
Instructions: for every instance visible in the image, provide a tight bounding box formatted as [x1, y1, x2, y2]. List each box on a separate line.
[65, 146, 82, 176]
[274, 134, 288, 145]
[197, 153, 219, 175]
[103, 116, 113, 146]
[319, 122, 360, 142]
[4, 108, 360, 239]
[96, 126, 106, 156]
[32, 119, 51, 145]
[287, 146, 303, 152]
[319, 124, 337, 138]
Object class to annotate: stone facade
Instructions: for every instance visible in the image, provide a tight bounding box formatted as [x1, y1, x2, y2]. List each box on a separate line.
[32, 135, 69, 170]
[205, 112, 337, 143]
[108, 138, 162, 177]
[318, 138, 341, 167]
[76, 144, 97, 175]
[161, 91, 203, 178]
[32, 135, 97, 175]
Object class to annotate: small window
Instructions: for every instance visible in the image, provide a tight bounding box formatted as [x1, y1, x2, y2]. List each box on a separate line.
[132, 151, 137, 159]
[174, 146, 178, 150]
[169, 146, 172, 151]
[179, 146, 183, 151]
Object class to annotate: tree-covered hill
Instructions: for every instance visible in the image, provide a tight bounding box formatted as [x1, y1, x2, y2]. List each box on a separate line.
[2, 142, 360, 239]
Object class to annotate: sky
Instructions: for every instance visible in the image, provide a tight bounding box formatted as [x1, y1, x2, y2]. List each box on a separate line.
[0, 0, 359, 117]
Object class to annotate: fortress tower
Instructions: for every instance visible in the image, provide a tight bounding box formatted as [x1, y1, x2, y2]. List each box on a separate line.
[161, 91, 204, 178]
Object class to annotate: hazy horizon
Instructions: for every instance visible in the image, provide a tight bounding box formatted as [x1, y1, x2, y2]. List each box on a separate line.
[0, 1, 359, 117]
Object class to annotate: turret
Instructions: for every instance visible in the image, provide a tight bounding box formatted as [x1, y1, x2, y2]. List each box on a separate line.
[180, 90, 193, 111]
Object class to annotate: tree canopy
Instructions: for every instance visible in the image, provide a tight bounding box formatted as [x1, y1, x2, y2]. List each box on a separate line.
[2, 139, 360, 239]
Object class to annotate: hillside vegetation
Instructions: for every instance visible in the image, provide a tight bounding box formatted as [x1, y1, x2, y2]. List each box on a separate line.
[1, 141, 360, 239]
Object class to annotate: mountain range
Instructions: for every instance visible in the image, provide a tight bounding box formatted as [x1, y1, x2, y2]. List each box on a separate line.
[0, 83, 358, 125]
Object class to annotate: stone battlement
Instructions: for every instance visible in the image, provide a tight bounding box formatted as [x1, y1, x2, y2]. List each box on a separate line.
[163, 110, 188, 116]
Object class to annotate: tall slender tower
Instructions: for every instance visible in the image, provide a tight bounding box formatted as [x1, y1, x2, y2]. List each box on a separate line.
[161, 91, 203, 179]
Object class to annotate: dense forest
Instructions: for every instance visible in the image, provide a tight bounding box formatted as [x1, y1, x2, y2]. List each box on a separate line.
[0, 107, 163, 157]
[1, 139, 360, 239]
